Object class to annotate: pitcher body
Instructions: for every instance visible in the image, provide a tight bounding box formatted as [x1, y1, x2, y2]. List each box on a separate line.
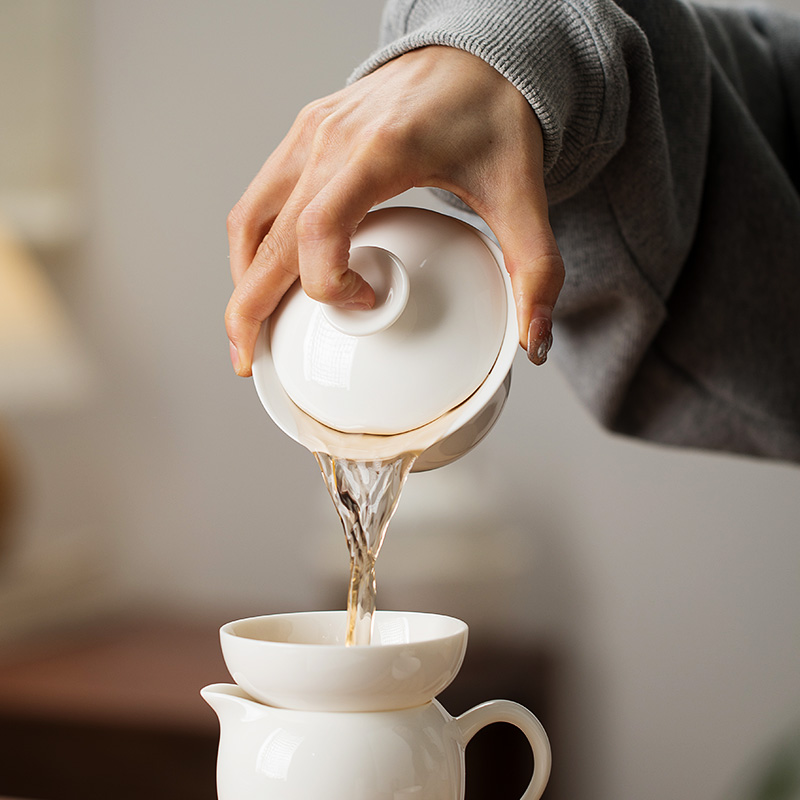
[204, 684, 464, 800]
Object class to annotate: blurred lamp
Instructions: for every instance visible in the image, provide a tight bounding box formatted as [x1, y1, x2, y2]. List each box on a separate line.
[0, 217, 91, 557]
[0, 219, 90, 410]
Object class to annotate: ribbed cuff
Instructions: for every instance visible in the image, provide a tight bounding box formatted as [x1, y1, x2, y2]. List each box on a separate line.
[350, 0, 637, 203]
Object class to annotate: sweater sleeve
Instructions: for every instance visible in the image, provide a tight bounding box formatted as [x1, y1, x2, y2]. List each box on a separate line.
[350, 0, 800, 462]
[350, 0, 644, 204]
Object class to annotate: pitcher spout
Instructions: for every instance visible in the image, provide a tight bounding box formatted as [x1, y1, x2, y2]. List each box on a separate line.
[201, 683, 266, 723]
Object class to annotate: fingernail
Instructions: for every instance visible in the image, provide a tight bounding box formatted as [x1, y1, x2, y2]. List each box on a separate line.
[229, 340, 240, 372]
[527, 317, 553, 365]
[341, 301, 372, 310]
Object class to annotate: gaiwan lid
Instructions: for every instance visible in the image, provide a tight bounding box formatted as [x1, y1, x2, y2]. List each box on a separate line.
[269, 207, 511, 435]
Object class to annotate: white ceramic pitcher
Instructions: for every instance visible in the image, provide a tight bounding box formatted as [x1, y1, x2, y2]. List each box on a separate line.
[202, 611, 551, 800]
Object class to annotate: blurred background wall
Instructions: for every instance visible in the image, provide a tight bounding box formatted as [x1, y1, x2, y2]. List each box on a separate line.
[0, 2, 798, 800]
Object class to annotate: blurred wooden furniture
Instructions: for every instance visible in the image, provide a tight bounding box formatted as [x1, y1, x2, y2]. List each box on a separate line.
[0, 617, 558, 800]
[0, 617, 227, 800]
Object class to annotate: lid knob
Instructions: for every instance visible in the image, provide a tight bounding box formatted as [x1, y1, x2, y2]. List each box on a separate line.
[322, 246, 410, 337]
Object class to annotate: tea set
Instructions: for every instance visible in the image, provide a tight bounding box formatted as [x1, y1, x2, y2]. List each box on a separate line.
[204, 610, 550, 799]
[204, 208, 552, 798]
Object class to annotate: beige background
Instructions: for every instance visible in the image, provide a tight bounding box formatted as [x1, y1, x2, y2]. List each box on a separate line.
[2, 2, 799, 800]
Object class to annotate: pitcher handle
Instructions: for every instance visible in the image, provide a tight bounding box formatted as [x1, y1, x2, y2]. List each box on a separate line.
[456, 699, 551, 800]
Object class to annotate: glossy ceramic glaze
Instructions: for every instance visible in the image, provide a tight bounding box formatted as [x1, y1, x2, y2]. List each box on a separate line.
[203, 610, 551, 800]
[251, 207, 519, 470]
[202, 686, 550, 800]
[270, 207, 509, 434]
[219, 610, 468, 712]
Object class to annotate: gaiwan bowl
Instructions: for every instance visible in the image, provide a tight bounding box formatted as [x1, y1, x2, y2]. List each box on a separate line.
[219, 610, 468, 713]
[251, 207, 519, 472]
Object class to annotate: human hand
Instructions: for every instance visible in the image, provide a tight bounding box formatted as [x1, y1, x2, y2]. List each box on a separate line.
[225, 46, 564, 376]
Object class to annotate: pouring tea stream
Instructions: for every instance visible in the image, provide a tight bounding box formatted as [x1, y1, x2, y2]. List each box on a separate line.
[251, 207, 518, 644]
[203, 207, 551, 799]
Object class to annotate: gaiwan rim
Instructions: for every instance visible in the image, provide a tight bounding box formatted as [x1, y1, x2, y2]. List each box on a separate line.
[220, 609, 468, 650]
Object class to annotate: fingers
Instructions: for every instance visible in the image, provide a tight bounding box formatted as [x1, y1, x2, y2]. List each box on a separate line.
[225, 211, 300, 377]
[478, 183, 565, 366]
[503, 224, 564, 366]
[226, 162, 306, 377]
[227, 194, 277, 288]
[227, 122, 314, 286]
[296, 201, 373, 310]
[225, 152, 408, 377]
[296, 161, 410, 308]
[432, 64, 563, 367]
[225, 104, 347, 376]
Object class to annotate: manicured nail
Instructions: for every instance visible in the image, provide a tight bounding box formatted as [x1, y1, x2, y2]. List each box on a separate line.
[527, 317, 553, 365]
[229, 340, 240, 372]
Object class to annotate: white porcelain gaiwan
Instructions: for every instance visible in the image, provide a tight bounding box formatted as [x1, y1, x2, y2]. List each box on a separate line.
[202, 611, 551, 800]
[252, 206, 518, 470]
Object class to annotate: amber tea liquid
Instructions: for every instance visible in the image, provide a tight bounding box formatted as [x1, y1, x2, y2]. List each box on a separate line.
[315, 452, 417, 646]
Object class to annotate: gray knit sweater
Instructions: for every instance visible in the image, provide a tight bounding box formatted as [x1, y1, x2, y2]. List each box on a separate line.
[351, 0, 800, 463]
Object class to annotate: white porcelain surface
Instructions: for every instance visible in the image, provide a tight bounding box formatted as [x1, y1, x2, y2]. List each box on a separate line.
[202, 688, 550, 800]
[204, 609, 551, 800]
[270, 207, 508, 434]
[252, 207, 519, 469]
[220, 610, 468, 712]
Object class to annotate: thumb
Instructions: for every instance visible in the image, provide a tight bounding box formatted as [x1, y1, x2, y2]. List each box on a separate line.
[482, 193, 564, 365]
